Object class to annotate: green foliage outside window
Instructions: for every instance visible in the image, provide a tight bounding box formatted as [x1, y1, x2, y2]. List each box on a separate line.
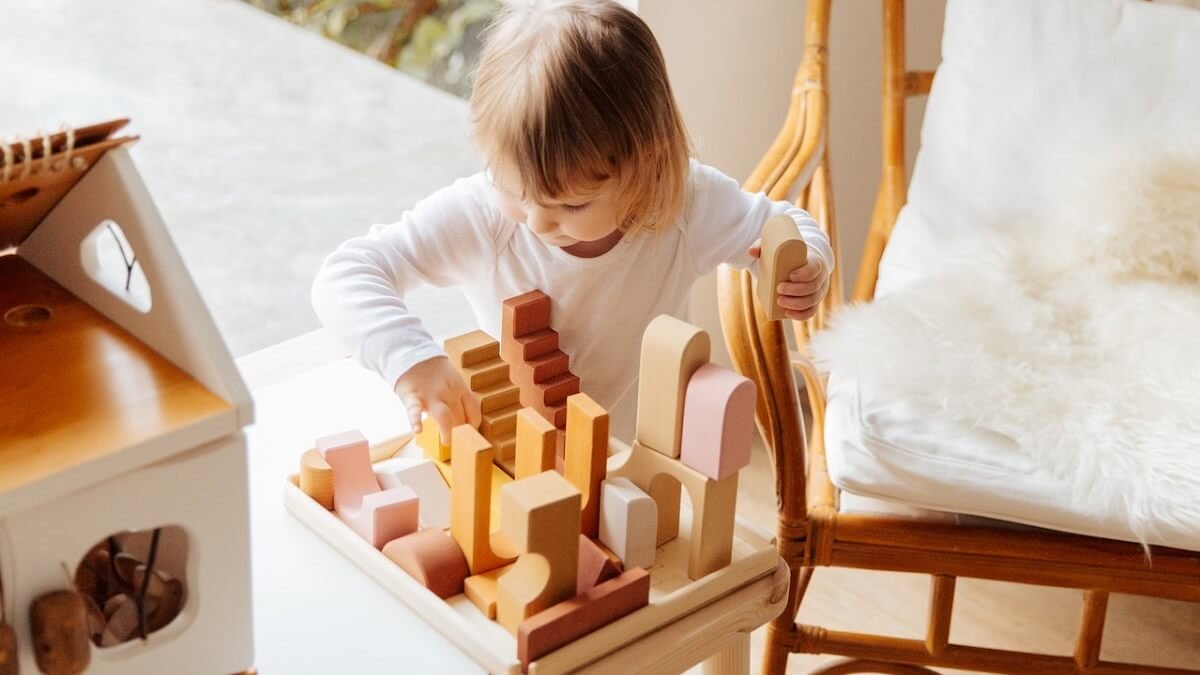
[243, 0, 501, 98]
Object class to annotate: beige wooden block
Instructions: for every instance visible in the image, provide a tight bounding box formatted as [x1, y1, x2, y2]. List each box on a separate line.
[450, 425, 514, 575]
[609, 441, 738, 580]
[496, 471, 581, 634]
[564, 393, 609, 538]
[599, 477, 658, 570]
[445, 330, 500, 368]
[757, 213, 809, 321]
[463, 563, 514, 620]
[515, 408, 556, 479]
[635, 315, 711, 458]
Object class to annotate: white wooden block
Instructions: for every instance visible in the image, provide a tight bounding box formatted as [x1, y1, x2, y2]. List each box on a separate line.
[599, 478, 657, 570]
[376, 457, 452, 530]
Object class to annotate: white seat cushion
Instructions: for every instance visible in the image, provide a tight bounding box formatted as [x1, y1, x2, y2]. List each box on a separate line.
[824, 0, 1200, 551]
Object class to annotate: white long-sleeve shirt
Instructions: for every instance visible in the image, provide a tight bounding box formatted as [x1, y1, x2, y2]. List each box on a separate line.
[311, 159, 832, 433]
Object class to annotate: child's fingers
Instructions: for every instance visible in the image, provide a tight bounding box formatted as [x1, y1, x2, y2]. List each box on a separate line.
[398, 392, 425, 433]
[789, 257, 824, 283]
[784, 307, 818, 321]
[427, 400, 456, 443]
[776, 279, 823, 298]
[747, 239, 762, 258]
[777, 290, 822, 311]
[462, 391, 482, 428]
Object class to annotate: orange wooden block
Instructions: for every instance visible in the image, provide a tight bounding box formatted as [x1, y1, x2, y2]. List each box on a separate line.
[512, 328, 559, 360]
[517, 568, 651, 670]
[577, 534, 621, 595]
[497, 471, 581, 634]
[502, 290, 552, 340]
[450, 425, 514, 574]
[515, 408, 556, 479]
[382, 528, 470, 599]
[416, 421, 450, 463]
[445, 329, 500, 368]
[481, 406, 519, 438]
[462, 359, 510, 390]
[478, 380, 522, 414]
[564, 393, 608, 538]
[463, 563, 514, 619]
[299, 448, 333, 510]
[757, 213, 809, 321]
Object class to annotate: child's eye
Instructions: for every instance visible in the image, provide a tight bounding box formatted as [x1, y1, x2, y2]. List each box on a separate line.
[561, 202, 590, 213]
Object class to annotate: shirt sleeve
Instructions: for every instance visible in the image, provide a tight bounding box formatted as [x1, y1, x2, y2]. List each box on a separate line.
[683, 161, 834, 276]
[311, 173, 502, 389]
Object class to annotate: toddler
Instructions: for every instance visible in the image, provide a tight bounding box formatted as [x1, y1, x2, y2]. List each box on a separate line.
[312, 0, 833, 441]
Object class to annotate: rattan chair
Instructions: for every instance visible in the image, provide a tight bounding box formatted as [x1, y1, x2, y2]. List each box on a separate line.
[717, 1, 1200, 673]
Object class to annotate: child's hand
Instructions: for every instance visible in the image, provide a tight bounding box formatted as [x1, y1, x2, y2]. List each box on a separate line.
[749, 240, 829, 321]
[394, 357, 480, 441]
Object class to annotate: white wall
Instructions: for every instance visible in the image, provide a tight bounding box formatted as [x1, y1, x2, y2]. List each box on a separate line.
[632, 0, 946, 361]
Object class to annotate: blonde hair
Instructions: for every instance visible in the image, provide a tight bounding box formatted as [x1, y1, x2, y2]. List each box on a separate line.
[469, 0, 691, 235]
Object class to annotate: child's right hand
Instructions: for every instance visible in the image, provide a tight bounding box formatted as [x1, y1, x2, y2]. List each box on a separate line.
[394, 357, 480, 441]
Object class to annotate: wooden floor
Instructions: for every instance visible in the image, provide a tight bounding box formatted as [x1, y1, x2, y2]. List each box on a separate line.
[725, 442, 1200, 673]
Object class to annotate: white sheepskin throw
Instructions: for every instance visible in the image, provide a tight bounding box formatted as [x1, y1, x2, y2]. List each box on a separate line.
[811, 151, 1200, 545]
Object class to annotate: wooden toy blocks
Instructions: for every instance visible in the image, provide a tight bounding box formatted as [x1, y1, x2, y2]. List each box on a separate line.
[501, 290, 580, 429]
[636, 314, 711, 458]
[599, 477, 658, 570]
[757, 213, 809, 321]
[496, 471, 582, 634]
[563, 393, 609, 538]
[318, 430, 419, 549]
[515, 408, 557, 479]
[374, 456, 452, 530]
[450, 425, 516, 574]
[444, 330, 522, 473]
[382, 529, 470, 599]
[679, 364, 757, 481]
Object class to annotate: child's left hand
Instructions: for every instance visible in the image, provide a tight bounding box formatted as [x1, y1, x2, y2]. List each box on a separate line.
[749, 241, 829, 321]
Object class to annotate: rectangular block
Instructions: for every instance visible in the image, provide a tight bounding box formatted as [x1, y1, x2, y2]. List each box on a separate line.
[527, 350, 570, 382]
[513, 328, 559, 360]
[565, 393, 608, 538]
[517, 568, 651, 670]
[599, 478, 658, 570]
[481, 405, 519, 438]
[680, 364, 757, 480]
[462, 359, 510, 390]
[464, 563, 513, 620]
[445, 330, 500, 368]
[375, 456, 452, 530]
[416, 422, 450, 463]
[479, 381, 521, 414]
[503, 290, 552, 338]
[516, 408, 556, 479]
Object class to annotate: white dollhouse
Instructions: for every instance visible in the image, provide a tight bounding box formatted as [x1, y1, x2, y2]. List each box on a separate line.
[0, 122, 253, 674]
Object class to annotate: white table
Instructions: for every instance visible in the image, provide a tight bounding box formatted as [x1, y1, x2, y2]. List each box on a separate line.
[238, 331, 787, 674]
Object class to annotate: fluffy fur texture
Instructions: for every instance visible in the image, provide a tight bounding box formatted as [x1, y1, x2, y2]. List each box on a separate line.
[812, 150, 1200, 544]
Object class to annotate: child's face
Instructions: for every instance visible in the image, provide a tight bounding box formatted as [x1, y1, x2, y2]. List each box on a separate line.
[488, 160, 622, 248]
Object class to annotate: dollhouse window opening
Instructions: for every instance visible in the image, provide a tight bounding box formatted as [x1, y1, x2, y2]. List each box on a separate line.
[81, 219, 152, 313]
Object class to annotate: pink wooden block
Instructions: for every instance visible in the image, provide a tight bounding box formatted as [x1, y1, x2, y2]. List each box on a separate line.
[679, 364, 757, 480]
[318, 430, 420, 548]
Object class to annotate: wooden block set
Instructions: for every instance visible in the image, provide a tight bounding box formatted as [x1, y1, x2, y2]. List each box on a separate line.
[0, 121, 254, 675]
[294, 290, 759, 671]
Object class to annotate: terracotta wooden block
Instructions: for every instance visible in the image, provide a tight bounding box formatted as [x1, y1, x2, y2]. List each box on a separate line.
[30, 590, 91, 675]
[502, 290, 552, 339]
[416, 421, 451, 463]
[564, 393, 609, 538]
[375, 456, 452, 529]
[609, 441, 738, 580]
[679, 364, 758, 480]
[527, 350, 570, 382]
[0, 621, 15, 675]
[635, 315, 711, 458]
[481, 405, 519, 438]
[536, 373, 581, 407]
[513, 328, 559, 360]
[516, 408, 556, 479]
[517, 568, 651, 671]
[299, 448, 334, 510]
[450, 425, 515, 574]
[478, 381, 521, 414]
[382, 528, 470, 599]
[497, 471, 582, 634]
[445, 329, 500, 368]
[462, 359, 510, 390]
[757, 213, 809, 321]
[577, 534, 621, 595]
[599, 477, 658, 570]
[319, 430, 420, 548]
[463, 563, 514, 619]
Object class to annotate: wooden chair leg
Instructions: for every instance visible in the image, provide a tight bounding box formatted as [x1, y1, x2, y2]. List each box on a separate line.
[761, 563, 815, 675]
[811, 659, 940, 675]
